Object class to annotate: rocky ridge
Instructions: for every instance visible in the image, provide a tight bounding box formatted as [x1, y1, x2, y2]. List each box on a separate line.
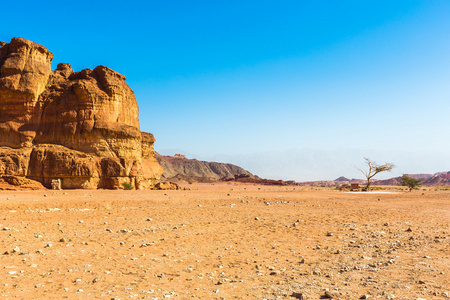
[155, 153, 254, 183]
[374, 172, 450, 187]
[0, 38, 163, 189]
[156, 153, 290, 186]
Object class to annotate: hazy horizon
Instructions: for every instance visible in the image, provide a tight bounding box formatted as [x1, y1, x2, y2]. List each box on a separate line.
[4, 1, 449, 181]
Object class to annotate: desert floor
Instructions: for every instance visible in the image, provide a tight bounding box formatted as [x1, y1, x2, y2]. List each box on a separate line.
[0, 183, 448, 299]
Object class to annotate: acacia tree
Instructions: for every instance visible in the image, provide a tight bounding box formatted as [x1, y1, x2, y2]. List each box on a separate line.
[356, 158, 395, 191]
[401, 174, 422, 192]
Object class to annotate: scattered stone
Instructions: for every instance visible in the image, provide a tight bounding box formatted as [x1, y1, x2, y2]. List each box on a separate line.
[270, 270, 281, 275]
[324, 290, 340, 299]
[291, 292, 307, 299]
[360, 295, 370, 299]
[59, 238, 67, 242]
[406, 227, 413, 232]
[213, 289, 219, 293]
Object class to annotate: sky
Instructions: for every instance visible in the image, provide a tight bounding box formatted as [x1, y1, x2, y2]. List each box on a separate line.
[2, 1, 450, 180]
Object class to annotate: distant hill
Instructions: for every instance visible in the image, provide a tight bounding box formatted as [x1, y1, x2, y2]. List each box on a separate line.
[424, 172, 450, 185]
[373, 172, 450, 186]
[155, 153, 254, 183]
[335, 176, 350, 181]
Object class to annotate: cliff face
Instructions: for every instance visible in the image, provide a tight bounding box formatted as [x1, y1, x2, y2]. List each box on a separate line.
[0, 38, 163, 189]
[155, 153, 254, 182]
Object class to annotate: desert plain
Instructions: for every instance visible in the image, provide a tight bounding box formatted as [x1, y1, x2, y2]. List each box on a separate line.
[0, 183, 448, 299]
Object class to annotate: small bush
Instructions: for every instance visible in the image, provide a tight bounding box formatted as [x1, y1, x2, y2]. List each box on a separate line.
[401, 174, 422, 192]
[336, 184, 351, 191]
[121, 182, 134, 190]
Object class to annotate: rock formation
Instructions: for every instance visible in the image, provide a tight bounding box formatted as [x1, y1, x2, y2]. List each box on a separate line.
[156, 153, 289, 185]
[155, 153, 255, 183]
[0, 38, 163, 189]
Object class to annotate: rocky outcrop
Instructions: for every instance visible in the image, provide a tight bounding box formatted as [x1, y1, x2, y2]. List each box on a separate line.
[0, 38, 163, 189]
[155, 153, 254, 183]
[0, 175, 45, 190]
[155, 181, 180, 190]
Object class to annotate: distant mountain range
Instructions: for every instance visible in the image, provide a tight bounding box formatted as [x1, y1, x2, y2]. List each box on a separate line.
[374, 172, 450, 186]
[299, 171, 450, 187]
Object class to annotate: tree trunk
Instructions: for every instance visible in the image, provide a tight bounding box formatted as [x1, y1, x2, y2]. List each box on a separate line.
[365, 178, 371, 191]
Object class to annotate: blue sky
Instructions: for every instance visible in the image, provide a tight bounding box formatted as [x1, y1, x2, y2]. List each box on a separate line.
[3, 1, 450, 179]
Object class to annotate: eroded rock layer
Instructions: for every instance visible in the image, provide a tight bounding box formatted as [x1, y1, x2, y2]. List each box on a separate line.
[0, 38, 163, 189]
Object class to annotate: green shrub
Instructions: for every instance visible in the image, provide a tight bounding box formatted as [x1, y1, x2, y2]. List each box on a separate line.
[400, 174, 422, 192]
[121, 182, 134, 190]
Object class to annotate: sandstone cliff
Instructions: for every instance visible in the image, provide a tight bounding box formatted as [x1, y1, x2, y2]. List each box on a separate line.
[0, 38, 163, 189]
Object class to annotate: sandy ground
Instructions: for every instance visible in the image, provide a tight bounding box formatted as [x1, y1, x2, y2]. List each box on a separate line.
[0, 183, 448, 299]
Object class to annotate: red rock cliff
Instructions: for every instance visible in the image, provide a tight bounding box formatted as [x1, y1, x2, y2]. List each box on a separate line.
[0, 38, 163, 189]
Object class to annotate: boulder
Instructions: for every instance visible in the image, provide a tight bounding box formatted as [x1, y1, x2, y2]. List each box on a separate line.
[155, 182, 180, 190]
